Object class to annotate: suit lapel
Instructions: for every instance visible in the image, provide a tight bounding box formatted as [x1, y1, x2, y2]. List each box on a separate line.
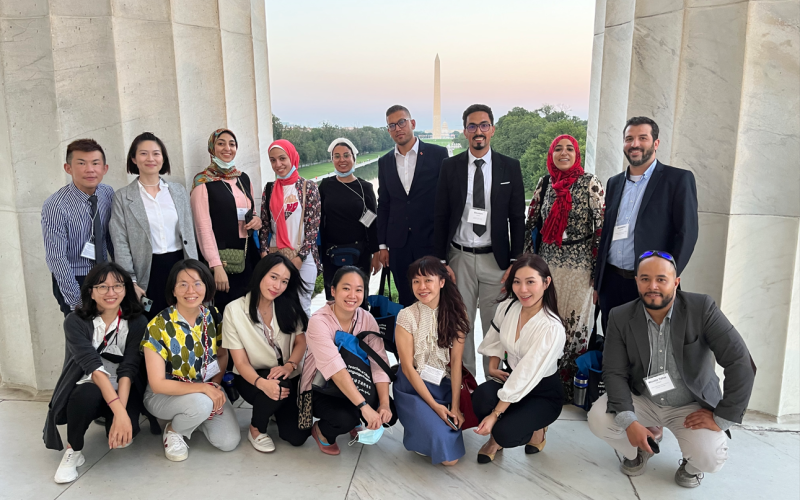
[637, 160, 664, 219]
[669, 293, 687, 374]
[490, 149, 503, 209]
[406, 139, 425, 196]
[628, 303, 651, 372]
[607, 174, 625, 228]
[126, 182, 152, 242]
[458, 152, 469, 211]
[167, 182, 187, 240]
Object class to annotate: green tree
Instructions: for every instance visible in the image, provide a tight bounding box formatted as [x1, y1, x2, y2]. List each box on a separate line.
[490, 107, 546, 160]
[272, 115, 284, 140]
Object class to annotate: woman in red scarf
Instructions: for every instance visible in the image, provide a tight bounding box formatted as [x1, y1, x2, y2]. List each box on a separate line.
[259, 140, 321, 314]
[523, 134, 605, 402]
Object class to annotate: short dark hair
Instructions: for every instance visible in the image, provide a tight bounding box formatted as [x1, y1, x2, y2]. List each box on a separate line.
[75, 262, 143, 320]
[624, 116, 659, 141]
[66, 138, 106, 165]
[386, 105, 411, 118]
[462, 104, 494, 128]
[164, 259, 216, 306]
[127, 132, 171, 175]
[247, 254, 309, 332]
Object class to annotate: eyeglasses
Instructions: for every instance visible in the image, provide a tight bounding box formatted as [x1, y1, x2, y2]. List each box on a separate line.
[638, 250, 676, 268]
[332, 153, 352, 160]
[387, 118, 410, 131]
[466, 122, 492, 134]
[176, 281, 206, 291]
[93, 284, 125, 294]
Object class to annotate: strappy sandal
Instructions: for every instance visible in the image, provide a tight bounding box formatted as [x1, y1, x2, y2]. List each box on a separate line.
[525, 426, 548, 454]
[477, 444, 503, 464]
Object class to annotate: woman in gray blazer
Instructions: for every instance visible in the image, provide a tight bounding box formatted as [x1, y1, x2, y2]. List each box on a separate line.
[110, 132, 198, 320]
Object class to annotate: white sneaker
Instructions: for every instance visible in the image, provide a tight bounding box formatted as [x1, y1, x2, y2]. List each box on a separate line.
[54, 448, 85, 484]
[248, 431, 276, 453]
[163, 427, 189, 462]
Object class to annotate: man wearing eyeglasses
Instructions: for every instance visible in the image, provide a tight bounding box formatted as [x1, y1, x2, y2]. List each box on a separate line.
[594, 117, 699, 336]
[376, 105, 449, 307]
[433, 104, 525, 378]
[588, 250, 754, 488]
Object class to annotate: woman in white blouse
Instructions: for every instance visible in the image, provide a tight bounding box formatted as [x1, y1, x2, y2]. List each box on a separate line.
[472, 253, 566, 464]
[393, 257, 470, 465]
[110, 132, 198, 320]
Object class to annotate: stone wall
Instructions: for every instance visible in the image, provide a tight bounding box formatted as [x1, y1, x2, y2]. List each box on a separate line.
[0, 0, 274, 391]
[586, 0, 800, 418]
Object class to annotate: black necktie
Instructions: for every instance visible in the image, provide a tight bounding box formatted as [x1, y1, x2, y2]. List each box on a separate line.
[473, 159, 486, 236]
[89, 195, 106, 263]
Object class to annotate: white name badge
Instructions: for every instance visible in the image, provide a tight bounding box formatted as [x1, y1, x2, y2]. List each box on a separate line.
[612, 224, 629, 241]
[419, 365, 446, 385]
[236, 208, 248, 221]
[203, 360, 221, 381]
[644, 372, 675, 396]
[359, 209, 377, 227]
[80, 241, 96, 260]
[467, 208, 488, 225]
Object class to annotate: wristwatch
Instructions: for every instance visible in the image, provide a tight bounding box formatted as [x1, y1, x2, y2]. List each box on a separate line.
[491, 409, 503, 419]
[356, 401, 368, 410]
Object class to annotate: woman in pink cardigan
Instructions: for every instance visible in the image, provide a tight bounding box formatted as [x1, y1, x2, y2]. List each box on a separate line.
[300, 266, 397, 455]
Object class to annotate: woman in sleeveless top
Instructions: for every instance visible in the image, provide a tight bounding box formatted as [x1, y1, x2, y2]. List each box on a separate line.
[190, 128, 262, 314]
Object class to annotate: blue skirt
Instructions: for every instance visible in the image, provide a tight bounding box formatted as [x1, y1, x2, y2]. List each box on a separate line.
[393, 367, 465, 464]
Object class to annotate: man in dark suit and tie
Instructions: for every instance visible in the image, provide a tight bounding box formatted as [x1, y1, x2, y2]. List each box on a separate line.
[588, 251, 754, 488]
[433, 104, 525, 377]
[594, 117, 699, 335]
[377, 105, 449, 307]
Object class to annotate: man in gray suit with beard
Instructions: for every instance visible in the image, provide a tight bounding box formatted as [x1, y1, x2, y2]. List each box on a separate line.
[588, 250, 755, 489]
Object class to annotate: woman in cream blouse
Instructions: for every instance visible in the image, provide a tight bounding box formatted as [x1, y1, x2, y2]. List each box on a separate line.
[472, 253, 566, 464]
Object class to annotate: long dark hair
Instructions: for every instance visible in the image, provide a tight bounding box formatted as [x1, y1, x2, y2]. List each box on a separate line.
[499, 254, 561, 322]
[75, 262, 143, 320]
[407, 257, 469, 348]
[247, 254, 309, 332]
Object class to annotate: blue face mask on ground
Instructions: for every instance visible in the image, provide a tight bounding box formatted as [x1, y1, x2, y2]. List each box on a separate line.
[349, 425, 389, 446]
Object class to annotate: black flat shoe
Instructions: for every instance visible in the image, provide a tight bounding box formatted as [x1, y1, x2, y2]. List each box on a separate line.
[477, 447, 502, 464]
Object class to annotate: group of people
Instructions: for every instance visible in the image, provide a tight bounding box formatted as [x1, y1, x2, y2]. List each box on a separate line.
[40, 104, 755, 490]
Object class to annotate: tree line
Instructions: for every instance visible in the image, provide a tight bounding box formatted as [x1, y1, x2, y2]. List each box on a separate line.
[453, 105, 588, 196]
[272, 116, 395, 166]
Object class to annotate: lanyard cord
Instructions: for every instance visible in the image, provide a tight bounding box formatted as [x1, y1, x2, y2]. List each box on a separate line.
[339, 178, 367, 213]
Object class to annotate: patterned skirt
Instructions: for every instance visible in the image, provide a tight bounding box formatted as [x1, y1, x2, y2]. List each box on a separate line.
[550, 265, 595, 402]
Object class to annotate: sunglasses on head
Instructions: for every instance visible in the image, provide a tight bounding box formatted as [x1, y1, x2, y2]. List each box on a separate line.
[638, 250, 676, 268]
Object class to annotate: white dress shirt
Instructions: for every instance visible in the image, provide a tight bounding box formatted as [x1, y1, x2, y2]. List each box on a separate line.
[453, 149, 493, 248]
[478, 299, 566, 403]
[394, 137, 420, 195]
[138, 178, 181, 254]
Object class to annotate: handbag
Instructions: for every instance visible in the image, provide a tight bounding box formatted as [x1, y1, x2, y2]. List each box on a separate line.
[269, 179, 307, 261]
[327, 244, 362, 267]
[219, 177, 255, 275]
[458, 367, 480, 430]
[312, 330, 396, 408]
[366, 269, 403, 355]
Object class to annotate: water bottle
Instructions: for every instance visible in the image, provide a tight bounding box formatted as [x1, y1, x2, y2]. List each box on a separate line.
[222, 372, 239, 403]
[573, 374, 588, 408]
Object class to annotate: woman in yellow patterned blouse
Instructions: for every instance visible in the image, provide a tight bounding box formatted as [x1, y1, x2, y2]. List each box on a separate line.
[141, 259, 240, 461]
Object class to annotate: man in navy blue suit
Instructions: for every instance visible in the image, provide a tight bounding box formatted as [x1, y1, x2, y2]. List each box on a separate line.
[377, 105, 449, 306]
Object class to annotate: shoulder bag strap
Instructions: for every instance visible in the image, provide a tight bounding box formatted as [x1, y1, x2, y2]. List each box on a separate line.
[356, 331, 396, 382]
[297, 179, 308, 249]
[489, 299, 518, 334]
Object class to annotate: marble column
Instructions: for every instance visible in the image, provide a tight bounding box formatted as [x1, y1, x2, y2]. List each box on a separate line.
[586, 0, 800, 418]
[0, 0, 274, 392]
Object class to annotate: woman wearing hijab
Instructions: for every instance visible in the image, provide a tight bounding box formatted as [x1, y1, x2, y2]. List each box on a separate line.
[259, 139, 321, 314]
[318, 138, 381, 299]
[190, 128, 262, 314]
[523, 135, 604, 401]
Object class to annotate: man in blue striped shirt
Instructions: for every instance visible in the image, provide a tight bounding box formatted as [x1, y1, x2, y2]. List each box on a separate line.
[41, 139, 114, 316]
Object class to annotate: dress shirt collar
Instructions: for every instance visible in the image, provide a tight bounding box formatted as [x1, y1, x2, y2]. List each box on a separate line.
[394, 137, 419, 158]
[468, 148, 492, 168]
[643, 301, 675, 328]
[67, 181, 94, 202]
[625, 157, 657, 182]
[137, 177, 167, 195]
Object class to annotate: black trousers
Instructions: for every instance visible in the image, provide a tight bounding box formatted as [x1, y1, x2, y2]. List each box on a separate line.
[144, 250, 184, 321]
[313, 392, 398, 443]
[472, 372, 563, 449]
[598, 265, 639, 334]
[389, 242, 436, 307]
[322, 247, 372, 301]
[234, 371, 310, 446]
[66, 382, 142, 451]
[52, 274, 86, 317]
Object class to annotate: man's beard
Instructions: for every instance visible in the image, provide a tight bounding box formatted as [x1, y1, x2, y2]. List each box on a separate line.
[640, 290, 674, 310]
[472, 135, 487, 150]
[625, 145, 654, 167]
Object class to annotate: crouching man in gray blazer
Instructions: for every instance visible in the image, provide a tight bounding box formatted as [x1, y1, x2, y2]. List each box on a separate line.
[588, 250, 755, 488]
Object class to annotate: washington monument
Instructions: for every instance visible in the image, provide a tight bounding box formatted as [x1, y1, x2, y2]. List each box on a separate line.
[433, 54, 441, 139]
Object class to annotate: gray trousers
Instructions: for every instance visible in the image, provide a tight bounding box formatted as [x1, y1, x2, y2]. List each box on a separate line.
[449, 246, 505, 378]
[588, 393, 728, 475]
[144, 386, 241, 452]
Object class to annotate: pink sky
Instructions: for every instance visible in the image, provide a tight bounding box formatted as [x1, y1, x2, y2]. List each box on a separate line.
[266, 0, 595, 129]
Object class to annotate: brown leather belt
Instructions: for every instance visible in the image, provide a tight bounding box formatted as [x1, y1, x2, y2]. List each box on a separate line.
[608, 264, 636, 280]
[451, 242, 493, 255]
